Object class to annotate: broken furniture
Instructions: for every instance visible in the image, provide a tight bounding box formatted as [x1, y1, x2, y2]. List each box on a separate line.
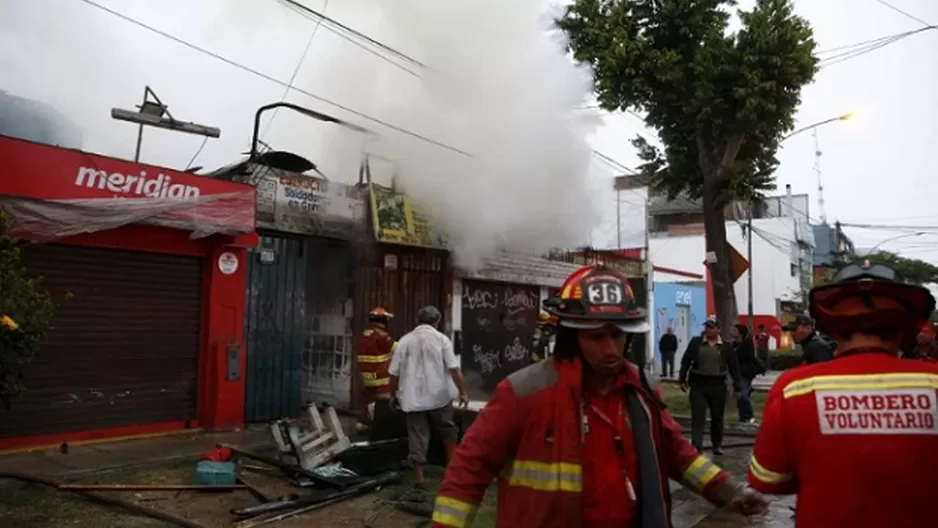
[269, 401, 351, 471]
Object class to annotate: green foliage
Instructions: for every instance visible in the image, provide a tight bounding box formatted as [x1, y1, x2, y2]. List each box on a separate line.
[559, 0, 819, 326]
[837, 250, 938, 286]
[558, 0, 819, 203]
[769, 348, 803, 370]
[0, 213, 60, 408]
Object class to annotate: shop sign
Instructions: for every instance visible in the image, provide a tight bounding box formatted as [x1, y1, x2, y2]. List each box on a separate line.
[218, 251, 239, 275]
[0, 135, 256, 235]
[370, 184, 447, 249]
[253, 166, 368, 239]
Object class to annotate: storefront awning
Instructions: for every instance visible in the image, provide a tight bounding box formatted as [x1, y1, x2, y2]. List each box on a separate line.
[0, 135, 255, 240]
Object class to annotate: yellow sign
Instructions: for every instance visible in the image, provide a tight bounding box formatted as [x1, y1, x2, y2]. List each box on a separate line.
[369, 185, 447, 249]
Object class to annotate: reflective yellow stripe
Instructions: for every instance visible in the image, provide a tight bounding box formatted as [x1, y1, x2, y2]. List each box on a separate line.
[432, 496, 477, 528]
[391, 341, 398, 353]
[749, 456, 792, 485]
[681, 455, 722, 491]
[504, 459, 582, 492]
[363, 377, 389, 387]
[782, 373, 938, 399]
[358, 352, 393, 363]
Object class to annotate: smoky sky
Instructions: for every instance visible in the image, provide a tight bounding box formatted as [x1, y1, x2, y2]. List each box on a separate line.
[2, 0, 937, 262]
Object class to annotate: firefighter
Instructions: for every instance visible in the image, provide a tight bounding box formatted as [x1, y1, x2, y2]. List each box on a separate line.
[747, 261, 938, 527]
[903, 321, 938, 360]
[530, 311, 556, 362]
[355, 306, 396, 435]
[432, 265, 766, 527]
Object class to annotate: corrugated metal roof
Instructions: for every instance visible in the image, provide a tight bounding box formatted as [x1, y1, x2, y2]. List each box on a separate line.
[456, 252, 582, 287]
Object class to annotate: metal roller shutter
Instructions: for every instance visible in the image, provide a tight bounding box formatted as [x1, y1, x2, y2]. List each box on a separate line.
[0, 244, 202, 439]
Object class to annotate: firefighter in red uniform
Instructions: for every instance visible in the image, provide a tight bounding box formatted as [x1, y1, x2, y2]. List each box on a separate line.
[356, 307, 396, 434]
[748, 261, 938, 527]
[432, 265, 766, 528]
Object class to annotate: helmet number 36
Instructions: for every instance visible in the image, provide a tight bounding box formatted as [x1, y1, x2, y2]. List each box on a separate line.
[587, 282, 623, 305]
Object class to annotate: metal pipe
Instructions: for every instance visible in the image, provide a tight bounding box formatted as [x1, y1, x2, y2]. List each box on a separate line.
[249, 102, 371, 161]
[0, 472, 207, 528]
[59, 483, 245, 491]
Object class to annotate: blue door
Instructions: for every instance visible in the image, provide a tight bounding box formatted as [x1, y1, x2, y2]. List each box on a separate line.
[243, 236, 308, 422]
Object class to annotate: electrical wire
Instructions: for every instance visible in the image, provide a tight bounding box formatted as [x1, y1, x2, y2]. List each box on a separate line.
[260, 0, 330, 142]
[591, 149, 638, 174]
[818, 26, 936, 68]
[184, 136, 209, 171]
[76, 0, 472, 157]
[872, 0, 933, 27]
[276, 0, 423, 76]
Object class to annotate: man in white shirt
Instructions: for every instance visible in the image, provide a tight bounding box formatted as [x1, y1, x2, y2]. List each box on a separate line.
[388, 305, 470, 485]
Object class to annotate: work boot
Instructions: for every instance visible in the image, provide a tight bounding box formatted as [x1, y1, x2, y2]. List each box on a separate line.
[712, 446, 724, 456]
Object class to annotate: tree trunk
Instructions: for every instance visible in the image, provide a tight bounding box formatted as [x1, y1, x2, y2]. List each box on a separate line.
[702, 176, 738, 340]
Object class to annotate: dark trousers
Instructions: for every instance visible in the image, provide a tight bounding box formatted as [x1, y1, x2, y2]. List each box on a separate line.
[737, 376, 754, 422]
[689, 378, 727, 450]
[661, 352, 676, 378]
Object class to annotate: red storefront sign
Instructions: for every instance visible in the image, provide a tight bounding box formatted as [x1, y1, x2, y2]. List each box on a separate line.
[0, 135, 255, 239]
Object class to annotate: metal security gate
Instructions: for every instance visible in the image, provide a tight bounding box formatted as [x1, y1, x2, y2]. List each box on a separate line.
[244, 236, 308, 423]
[302, 239, 356, 409]
[357, 247, 447, 337]
[460, 280, 539, 400]
[354, 245, 447, 409]
[0, 244, 201, 439]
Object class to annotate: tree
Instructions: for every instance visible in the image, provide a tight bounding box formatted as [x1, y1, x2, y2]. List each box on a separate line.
[836, 251, 938, 286]
[558, 0, 818, 333]
[0, 213, 59, 408]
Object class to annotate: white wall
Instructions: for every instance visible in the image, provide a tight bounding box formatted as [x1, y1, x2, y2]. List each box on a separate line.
[649, 217, 802, 317]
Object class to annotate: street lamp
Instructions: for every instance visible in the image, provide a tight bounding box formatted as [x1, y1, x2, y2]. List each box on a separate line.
[744, 111, 857, 332]
[866, 231, 926, 254]
[781, 112, 855, 141]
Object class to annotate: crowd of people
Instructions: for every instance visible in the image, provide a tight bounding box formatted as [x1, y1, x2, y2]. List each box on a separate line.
[357, 259, 937, 527]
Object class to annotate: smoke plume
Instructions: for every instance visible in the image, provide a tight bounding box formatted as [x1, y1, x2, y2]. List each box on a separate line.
[325, 1, 603, 268]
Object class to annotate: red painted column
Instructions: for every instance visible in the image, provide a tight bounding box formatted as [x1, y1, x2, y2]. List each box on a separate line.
[199, 241, 249, 430]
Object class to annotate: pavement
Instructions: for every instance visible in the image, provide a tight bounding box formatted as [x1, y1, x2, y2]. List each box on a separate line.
[686, 445, 796, 528]
[0, 426, 272, 481]
[0, 419, 792, 527]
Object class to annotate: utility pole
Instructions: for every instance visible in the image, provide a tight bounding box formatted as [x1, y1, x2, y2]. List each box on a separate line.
[616, 189, 622, 248]
[111, 86, 220, 163]
[644, 190, 654, 376]
[747, 201, 754, 331]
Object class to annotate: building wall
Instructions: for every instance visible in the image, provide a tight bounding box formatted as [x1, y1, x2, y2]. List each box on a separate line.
[652, 282, 707, 369]
[649, 217, 803, 317]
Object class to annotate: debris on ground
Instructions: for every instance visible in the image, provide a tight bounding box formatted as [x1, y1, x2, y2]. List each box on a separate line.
[0, 400, 418, 527]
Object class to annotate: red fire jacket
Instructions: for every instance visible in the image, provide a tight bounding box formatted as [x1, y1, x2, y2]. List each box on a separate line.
[432, 359, 738, 527]
[748, 348, 938, 527]
[356, 325, 395, 395]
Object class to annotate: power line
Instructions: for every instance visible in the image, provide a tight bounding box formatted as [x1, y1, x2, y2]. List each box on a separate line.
[261, 0, 330, 142]
[818, 26, 936, 68]
[184, 136, 209, 171]
[591, 149, 637, 174]
[276, 0, 424, 72]
[77, 0, 472, 157]
[872, 0, 933, 27]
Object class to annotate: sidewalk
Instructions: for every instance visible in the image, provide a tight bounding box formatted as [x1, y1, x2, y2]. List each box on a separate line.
[0, 426, 271, 481]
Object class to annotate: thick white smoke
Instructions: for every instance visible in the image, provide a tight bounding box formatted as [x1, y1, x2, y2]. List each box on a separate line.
[327, 1, 603, 268]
